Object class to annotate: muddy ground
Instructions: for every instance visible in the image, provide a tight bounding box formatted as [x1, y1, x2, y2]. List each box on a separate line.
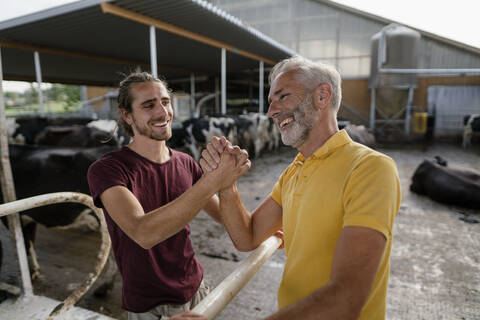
[1, 142, 479, 319]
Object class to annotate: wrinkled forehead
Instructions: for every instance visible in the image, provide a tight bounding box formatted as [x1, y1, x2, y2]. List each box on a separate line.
[268, 70, 303, 99]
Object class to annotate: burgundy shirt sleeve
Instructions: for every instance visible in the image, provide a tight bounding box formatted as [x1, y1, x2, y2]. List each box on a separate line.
[87, 157, 128, 208]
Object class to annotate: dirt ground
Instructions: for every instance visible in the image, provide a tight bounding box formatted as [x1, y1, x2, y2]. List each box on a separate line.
[1, 142, 480, 319]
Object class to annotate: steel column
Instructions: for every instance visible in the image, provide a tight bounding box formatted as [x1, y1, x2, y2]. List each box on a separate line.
[34, 51, 44, 113]
[259, 61, 264, 113]
[190, 73, 195, 115]
[221, 48, 226, 114]
[149, 25, 158, 77]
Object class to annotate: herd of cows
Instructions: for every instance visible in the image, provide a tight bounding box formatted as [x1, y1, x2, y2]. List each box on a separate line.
[0, 112, 478, 299]
[0, 112, 286, 295]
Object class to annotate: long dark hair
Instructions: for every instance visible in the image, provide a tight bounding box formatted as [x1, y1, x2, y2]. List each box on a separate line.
[117, 72, 170, 137]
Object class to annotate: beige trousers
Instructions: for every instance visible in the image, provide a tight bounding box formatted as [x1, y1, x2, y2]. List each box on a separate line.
[127, 281, 210, 320]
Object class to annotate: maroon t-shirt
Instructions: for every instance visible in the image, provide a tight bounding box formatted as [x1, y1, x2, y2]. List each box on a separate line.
[87, 146, 204, 312]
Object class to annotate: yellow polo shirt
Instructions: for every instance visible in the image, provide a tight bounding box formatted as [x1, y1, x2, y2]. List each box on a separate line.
[271, 130, 401, 319]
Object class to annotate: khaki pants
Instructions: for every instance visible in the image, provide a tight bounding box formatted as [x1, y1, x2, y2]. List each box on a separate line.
[127, 281, 210, 320]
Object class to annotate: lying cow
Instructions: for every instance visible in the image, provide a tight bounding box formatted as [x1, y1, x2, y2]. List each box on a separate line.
[463, 114, 480, 148]
[0, 144, 117, 296]
[410, 158, 480, 209]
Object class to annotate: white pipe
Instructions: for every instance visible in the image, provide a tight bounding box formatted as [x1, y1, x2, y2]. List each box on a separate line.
[0, 45, 34, 296]
[221, 48, 226, 115]
[379, 68, 480, 75]
[192, 236, 282, 319]
[0, 192, 111, 319]
[34, 51, 44, 113]
[150, 25, 158, 78]
[259, 61, 264, 113]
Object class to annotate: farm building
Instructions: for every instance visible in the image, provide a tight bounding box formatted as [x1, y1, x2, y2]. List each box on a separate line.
[209, 0, 480, 139]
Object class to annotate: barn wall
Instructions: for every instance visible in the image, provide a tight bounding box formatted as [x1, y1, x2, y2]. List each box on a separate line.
[339, 76, 480, 124]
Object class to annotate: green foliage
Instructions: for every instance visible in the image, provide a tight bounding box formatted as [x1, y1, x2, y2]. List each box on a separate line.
[4, 83, 82, 114]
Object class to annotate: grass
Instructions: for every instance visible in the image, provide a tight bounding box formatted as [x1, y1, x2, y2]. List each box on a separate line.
[6, 101, 82, 117]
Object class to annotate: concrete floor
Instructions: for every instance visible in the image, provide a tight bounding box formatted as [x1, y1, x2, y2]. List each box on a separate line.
[1, 142, 479, 319]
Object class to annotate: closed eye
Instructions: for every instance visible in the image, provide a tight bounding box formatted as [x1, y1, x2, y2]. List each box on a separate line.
[280, 93, 289, 100]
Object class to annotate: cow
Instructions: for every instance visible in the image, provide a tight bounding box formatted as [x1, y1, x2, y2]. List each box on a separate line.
[410, 158, 480, 209]
[12, 116, 93, 145]
[462, 114, 480, 148]
[166, 113, 282, 161]
[0, 144, 118, 296]
[345, 124, 375, 147]
[33, 125, 119, 147]
[182, 116, 238, 160]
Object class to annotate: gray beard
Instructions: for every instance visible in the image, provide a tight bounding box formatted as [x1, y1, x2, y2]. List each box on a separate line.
[280, 94, 318, 148]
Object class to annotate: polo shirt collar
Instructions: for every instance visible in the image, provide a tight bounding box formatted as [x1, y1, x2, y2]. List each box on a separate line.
[293, 129, 352, 164]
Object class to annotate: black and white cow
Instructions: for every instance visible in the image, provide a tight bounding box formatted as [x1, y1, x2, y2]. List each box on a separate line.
[462, 114, 480, 148]
[167, 113, 282, 161]
[410, 158, 480, 209]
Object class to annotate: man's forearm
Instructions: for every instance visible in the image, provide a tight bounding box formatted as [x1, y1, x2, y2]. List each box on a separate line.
[264, 281, 362, 320]
[218, 184, 257, 251]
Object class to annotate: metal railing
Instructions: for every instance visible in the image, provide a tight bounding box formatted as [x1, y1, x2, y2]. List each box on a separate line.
[192, 236, 282, 319]
[0, 192, 111, 320]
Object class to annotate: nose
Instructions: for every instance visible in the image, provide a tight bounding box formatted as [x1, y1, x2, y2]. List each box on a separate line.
[267, 101, 280, 119]
[154, 103, 168, 118]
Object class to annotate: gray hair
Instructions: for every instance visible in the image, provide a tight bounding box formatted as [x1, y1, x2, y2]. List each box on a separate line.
[269, 56, 342, 112]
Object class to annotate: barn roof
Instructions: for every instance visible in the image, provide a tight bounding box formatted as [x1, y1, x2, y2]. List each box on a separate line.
[0, 0, 296, 86]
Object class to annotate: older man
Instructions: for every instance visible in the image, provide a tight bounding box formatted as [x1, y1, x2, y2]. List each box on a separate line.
[194, 56, 401, 320]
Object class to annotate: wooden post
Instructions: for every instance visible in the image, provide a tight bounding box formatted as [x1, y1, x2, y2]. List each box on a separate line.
[0, 45, 33, 296]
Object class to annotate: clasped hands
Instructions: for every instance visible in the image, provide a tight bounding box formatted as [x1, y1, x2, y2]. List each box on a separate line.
[200, 136, 251, 190]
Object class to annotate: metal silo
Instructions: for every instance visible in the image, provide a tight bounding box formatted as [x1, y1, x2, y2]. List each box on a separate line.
[369, 24, 421, 137]
[370, 23, 421, 88]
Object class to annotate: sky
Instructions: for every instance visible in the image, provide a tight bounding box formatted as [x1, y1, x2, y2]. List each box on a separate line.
[0, 0, 479, 92]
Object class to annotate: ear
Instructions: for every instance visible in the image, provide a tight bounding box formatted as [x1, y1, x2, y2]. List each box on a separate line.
[312, 83, 332, 110]
[121, 109, 132, 126]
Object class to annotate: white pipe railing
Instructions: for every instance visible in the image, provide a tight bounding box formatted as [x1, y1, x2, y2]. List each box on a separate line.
[0, 192, 111, 320]
[192, 236, 282, 319]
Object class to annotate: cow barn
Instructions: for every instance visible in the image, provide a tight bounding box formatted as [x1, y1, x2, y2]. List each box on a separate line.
[1, 0, 480, 320]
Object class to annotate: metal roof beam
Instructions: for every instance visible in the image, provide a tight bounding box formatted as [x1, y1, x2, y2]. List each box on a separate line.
[100, 2, 275, 65]
[0, 40, 196, 75]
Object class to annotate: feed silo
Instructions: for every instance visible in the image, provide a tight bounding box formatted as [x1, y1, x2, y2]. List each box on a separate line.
[369, 24, 421, 136]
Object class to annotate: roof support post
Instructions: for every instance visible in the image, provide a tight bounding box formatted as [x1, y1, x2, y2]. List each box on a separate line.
[34, 51, 44, 113]
[259, 61, 264, 113]
[149, 25, 158, 78]
[405, 86, 415, 135]
[221, 48, 226, 115]
[0, 45, 34, 297]
[215, 77, 219, 114]
[190, 73, 195, 116]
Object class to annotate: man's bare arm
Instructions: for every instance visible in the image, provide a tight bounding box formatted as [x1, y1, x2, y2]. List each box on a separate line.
[219, 187, 282, 251]
[100, 150, 248, 249]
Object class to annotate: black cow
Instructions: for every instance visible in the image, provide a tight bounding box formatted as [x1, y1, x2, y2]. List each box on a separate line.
[0, 144, 117, 295]
[463, 114, 480, 148]
[410, 159, 480, 209]
[12, 116, 93, 145]
[34, 125, 119, 147]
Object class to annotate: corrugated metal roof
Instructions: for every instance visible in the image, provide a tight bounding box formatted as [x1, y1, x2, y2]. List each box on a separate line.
[0, 0, 296, 86]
